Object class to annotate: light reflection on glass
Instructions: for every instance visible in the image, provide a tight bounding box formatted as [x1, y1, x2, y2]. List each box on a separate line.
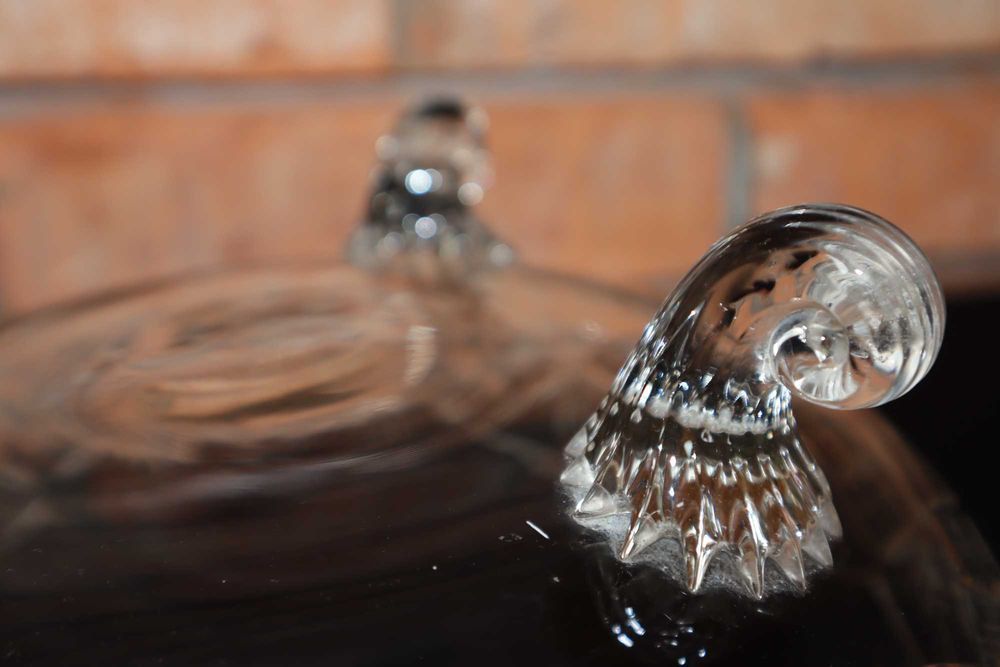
[414, 216, 438, 239]
[404, 168, 434, 195]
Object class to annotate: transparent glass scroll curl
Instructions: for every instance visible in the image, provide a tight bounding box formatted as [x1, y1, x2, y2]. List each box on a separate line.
[562, 204, 946, 599]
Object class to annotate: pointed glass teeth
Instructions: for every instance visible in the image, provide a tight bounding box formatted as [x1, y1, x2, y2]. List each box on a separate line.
[575, 484, 618, 518]
[801, 523, 834, 568]
[619, 513, 662, 561]
[560, 457, 595, 487]
[738, 538, 767, 599]
[773, 539, 807, 591]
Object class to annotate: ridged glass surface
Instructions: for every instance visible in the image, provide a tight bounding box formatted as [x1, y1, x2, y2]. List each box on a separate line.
[0, 96, 990, 665]
[0, 96, 659, 534]
[0, 210, 992, 665]
[0, 264, 648, 495]
[562, 204, 946, 599]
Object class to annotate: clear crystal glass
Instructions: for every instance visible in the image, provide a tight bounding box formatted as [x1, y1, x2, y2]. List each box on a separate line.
[346, 98, 513, 280]
[0, 97, 648, 511]
[562, 203, 946, 598]
[0, 101, 990, 666]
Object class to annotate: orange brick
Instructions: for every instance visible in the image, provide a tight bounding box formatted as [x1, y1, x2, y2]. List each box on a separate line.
[747, 84, 1000, 278]
[483, 95, 727, 291]
[0, 94, 725, 313]
[0, 0, 390, 79]
[0, 100, 399, 311]
[397, 0, 1000, 69]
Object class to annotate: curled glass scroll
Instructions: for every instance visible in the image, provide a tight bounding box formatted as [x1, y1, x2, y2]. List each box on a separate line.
[561, 204, 946, 599]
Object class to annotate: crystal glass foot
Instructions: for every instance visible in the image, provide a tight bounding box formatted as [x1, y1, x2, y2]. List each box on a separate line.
[561, 204, 946, 599]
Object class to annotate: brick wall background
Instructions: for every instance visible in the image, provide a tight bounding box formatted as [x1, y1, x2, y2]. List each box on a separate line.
[0, 1, 998, 314]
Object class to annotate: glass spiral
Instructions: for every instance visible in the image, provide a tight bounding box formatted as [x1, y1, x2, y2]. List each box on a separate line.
[561, 204, 945, 599]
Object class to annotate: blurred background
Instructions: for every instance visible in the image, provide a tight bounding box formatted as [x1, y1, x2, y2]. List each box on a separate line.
[0, 0, 997, 315]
